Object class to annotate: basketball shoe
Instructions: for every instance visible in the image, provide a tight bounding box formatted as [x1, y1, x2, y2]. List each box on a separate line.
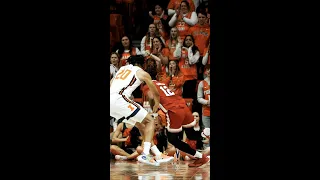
[137, 154, 160, 166]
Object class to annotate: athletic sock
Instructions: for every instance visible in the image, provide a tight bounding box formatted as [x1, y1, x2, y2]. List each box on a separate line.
[194, 151, 203, 159]
[143, 142, 151, 155]
[151, 145, 162, 156]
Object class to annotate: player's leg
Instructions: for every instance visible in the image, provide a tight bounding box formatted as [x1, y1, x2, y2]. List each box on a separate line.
[136, 115, 174, 163]
[122, 103, 159, 166]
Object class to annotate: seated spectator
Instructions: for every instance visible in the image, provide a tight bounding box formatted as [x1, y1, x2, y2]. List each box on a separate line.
[174, 35, 199, 100]
[141, 24, 166, 57]
[168, 0, 198, 40]
[167, 0, 196, 16]
[197, 65, 210, 129]
[161, 60, 185, 96]
[182, 111, 205, 160]
[110, 122, 143, 160]
[110, 52, 121, 79]
[165, 27, 182, 60]
[116, 35, 142, 66]
[201, 127, 210, 158]
[145, 36, 169, 81]
[149, 3, 170, 41]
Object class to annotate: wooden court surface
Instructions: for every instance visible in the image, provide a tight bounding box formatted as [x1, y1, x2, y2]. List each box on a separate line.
[110, 159, 210, 180]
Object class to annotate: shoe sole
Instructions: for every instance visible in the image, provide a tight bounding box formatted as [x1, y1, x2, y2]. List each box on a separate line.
[156, 157, 174, 163]
[137, 156, 160, 166]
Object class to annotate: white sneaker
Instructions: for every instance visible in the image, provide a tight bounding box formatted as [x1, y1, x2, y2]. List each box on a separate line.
[137, 154, 160, 166]
[154, 153, 174, 163]
[115, 155, 127, 160]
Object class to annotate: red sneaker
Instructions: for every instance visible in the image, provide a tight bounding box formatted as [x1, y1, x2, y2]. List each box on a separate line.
[188, 154, 210, 167]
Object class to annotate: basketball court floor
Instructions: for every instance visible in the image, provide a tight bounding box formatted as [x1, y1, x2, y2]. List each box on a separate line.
[110, 159, 210, 180]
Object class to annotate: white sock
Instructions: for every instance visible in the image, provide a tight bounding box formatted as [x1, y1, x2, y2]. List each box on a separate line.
[194, 151, 203, 159]
[143, 142, 151, 155]
[151, 145, 162, 156]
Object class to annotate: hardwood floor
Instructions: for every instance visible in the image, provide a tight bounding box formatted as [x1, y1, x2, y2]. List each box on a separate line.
[110, 159, 210, 180]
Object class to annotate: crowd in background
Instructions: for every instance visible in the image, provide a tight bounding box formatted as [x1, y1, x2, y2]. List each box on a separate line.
[110, 0, 211, 161]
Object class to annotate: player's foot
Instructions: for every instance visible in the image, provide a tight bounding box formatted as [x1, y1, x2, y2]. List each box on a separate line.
[137, 154, 160, 166]
[115, 155, 128, 160]
[188, 154, 210, 167]
[155, 153, 174, 163]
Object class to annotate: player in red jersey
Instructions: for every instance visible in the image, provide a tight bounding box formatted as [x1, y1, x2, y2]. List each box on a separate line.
[142, 60, 210, 167]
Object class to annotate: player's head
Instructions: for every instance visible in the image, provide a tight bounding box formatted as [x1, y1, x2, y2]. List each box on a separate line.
[145, 58, 158, 80]
[127, 55, 145, 68]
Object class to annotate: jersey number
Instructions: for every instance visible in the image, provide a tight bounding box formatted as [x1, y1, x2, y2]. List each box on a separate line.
[160, 85, 175, 96]
[115, 69, 131, 80]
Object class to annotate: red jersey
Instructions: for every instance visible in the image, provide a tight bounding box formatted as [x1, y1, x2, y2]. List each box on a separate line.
[142, 80, 186, 110]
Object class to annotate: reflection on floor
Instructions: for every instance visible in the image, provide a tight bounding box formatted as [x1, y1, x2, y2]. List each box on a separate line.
[110, 159, 210, 180]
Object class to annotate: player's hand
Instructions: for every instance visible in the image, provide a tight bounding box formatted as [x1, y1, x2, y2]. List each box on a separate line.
[152, 102, 160, 113]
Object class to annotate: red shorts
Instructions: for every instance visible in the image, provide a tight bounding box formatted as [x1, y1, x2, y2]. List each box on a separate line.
[159, 104, 196, 133]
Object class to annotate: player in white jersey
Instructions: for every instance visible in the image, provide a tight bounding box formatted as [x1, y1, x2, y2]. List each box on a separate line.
[110, 55, 173, 166]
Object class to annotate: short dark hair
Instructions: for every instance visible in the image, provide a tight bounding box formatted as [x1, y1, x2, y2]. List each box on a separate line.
[127, 55, 145, 67]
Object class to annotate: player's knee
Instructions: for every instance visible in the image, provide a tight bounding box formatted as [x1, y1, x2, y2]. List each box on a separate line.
[136, 146, 143, 154]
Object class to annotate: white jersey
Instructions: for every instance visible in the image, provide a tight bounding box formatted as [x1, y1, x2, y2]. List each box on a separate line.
[110, 64, 143, 98]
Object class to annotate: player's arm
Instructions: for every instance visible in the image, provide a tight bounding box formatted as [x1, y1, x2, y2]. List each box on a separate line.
[111, 123, 128, 143]
[136, 70, 160, 112]
[110, 77, 114, 87]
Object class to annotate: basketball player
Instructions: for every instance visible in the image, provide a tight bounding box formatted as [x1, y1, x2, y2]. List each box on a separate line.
[142, 61, 210, 167]
[110, 55, 172, 166]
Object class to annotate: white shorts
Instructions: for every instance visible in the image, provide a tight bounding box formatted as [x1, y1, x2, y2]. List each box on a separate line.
[110, 93, 148, 126]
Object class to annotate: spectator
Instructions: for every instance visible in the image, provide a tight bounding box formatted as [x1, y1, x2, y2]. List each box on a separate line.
[149, 3, 170, 41]
[141, 24, 166, 57]
[161, 60, 185, 96]
[110, 52, 121, 79]
[197, 65, 210, 128]
[174, 35, 199, 100]
[145, 36, 169, 82]
[188, 11, 210, 80]
[182, 111, 205, 160]
[196, 3, 210, 24]
[167, 0, 196, 16]
[165, 27, 182, 60]
[116, 35, 142, 66]
[168, 0, 198, 40]
[110, 122, 143, 161]
[188, 11, 210, 57]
